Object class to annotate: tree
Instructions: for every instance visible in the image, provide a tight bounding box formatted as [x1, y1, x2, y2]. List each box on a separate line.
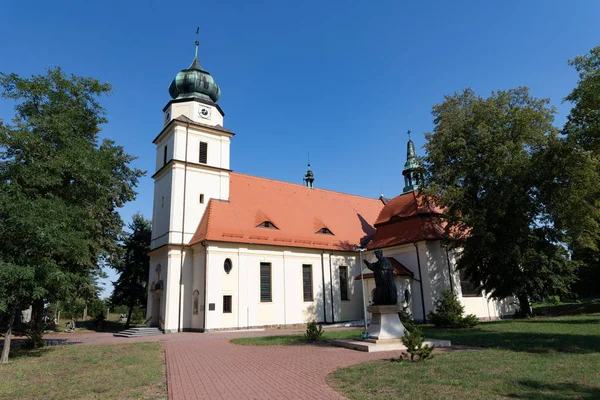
[0, 263, 38, 363]
[110, 214, 151, 328]
[423, 87, 574, 316]
[540, 45, 600, 298]
[0, 68, 143, 360]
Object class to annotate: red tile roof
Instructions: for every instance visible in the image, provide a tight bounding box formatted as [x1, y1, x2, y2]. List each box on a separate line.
[368, 191, 445, 249]
[189, 172, 385, 251]
[355, 257, 413, 280]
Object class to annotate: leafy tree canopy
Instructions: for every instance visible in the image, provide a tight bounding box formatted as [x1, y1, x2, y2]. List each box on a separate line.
[109, 213, 151, 327]
[423, 87, 574, 315]
[0, 67, 144, 360]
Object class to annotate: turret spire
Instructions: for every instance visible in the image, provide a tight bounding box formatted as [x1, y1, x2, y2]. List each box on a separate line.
[303, 153, 315, 189]
[402, 130, 423, 193]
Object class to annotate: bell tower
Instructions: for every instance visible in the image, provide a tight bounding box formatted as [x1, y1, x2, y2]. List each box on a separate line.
[151, 36, 233, 250]
[148, 34, 233, 333]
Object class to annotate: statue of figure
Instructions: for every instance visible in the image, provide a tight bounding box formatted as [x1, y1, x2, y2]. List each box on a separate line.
[363, 249, 398, 305]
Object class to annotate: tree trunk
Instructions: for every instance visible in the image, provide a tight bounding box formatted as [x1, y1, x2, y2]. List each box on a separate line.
[30, 299, 45, 347]
[518, 293, 533, 318]
[126, 305, 134, 328]
[1, 308, 16, 364]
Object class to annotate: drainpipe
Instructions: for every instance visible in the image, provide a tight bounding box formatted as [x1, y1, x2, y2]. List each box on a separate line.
[283, 251, 287, 326]
[177, 122, 190, 333]
[445, 247, 454, 294]
[329, 251, 335, 323]
[202, 240, 208, 332]
[413, 242, 427, 323]
[320, 252, 327, 323]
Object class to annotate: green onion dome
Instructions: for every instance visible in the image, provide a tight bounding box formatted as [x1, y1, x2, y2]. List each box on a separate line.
[168, 55, 221, 103]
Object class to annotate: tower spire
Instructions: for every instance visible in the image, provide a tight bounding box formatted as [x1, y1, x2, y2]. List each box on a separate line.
[195, 26, 199, 58]
[189, 26, 203, 70]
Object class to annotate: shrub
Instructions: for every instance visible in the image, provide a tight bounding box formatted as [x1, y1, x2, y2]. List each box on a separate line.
[23, 324, 45, 349]
[88, 299, 107, 321]
[401, 326, 434, 361]
[460, 313, 479, 328]
[428, 290, 479, 328]
[399, 312, 418, 333]
[304, 320, 324, 342]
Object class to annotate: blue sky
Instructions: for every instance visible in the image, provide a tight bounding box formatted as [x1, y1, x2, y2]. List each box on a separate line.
[1, 0, 599, 297]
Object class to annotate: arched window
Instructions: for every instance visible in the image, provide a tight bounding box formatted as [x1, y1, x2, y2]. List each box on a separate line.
[224, 258, 232, 274]
[193, 290, 200, 315]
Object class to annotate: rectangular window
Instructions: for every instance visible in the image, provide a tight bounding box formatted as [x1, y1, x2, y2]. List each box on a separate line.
[199, 141, 208, 164]
[339, 266, 349, 301]
[302, 264, 313, 302]
[163, 145, 168, 165]
[460, 270, 480, 297]
[260, 263, 272, 302]
[223, 295, 232, 313]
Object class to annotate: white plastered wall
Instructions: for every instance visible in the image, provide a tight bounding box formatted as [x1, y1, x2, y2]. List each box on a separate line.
[151, 123, 230, 249]
[196, 243, 363, 330]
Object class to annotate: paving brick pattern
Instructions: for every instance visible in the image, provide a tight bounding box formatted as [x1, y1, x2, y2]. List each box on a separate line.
[42, 329, 406, 400]
[164, 331, 401, 400]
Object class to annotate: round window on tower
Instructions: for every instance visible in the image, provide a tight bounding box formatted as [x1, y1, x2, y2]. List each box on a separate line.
[224, 258, 232, 274]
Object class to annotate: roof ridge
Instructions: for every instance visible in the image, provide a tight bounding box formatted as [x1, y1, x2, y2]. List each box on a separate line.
[230, 172, 381, 203]
[205, 199, 215, 239]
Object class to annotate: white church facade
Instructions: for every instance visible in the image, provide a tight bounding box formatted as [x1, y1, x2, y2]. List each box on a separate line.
[146, 43, 515, 333]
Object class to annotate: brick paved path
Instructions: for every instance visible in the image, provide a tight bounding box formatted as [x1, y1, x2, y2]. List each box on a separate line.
[41, 329, 411, 399]
[164, 331, 401, 400]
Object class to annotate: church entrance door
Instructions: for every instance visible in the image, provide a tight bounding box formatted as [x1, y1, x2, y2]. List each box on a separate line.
[151, 294, 160, 327]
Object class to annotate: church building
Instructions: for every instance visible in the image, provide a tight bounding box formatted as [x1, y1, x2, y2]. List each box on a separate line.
[146, 43, 515, 333]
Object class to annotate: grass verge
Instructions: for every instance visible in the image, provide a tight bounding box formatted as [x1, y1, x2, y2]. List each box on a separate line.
[329, 314, 600, 399]
[0, 342, 166, 399]
[231, 328, 362, 346]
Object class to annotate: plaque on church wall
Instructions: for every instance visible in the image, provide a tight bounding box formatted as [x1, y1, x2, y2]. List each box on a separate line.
[209, 303, 215, 311]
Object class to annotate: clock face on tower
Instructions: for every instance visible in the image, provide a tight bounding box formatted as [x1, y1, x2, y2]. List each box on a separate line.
[198, 106, 211, 119]
[164, 110, 171, 125]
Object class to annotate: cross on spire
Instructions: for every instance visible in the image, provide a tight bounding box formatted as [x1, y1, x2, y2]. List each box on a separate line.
[195, 27, 200, 58]
[407, 129, 411, 140]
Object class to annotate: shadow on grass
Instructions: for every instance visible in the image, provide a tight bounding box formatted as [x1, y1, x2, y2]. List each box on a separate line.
[7, 347, 53, 360]
[533, 300, 600, 317]
[422, 330, 600, 354]
[507, 380, 600, 399]
[1, 337, 78, 351]
[74, 320, 133, 333]
[521, 318, 600, 325]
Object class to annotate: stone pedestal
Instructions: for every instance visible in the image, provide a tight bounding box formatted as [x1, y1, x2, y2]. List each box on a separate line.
[366, 305, 406, 340]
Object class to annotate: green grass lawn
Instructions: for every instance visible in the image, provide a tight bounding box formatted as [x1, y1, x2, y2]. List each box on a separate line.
[231, 328, 363, 346]
[330, 314, 600, 400]
[0, 342, 166, 399]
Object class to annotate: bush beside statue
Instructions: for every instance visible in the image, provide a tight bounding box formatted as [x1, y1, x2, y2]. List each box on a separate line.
[428, 290, 479, 328]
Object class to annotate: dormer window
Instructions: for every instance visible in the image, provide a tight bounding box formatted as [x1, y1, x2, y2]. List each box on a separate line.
[316, 227, 334, 235]
[257, 221, 278, 229]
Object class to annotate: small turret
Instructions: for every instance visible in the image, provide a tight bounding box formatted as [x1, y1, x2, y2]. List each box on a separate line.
[402, 130, 423, 193]
[304, 164, 314, 189]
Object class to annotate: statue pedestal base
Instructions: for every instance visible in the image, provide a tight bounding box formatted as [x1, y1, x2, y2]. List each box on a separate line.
[366, 305, 406, 340]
